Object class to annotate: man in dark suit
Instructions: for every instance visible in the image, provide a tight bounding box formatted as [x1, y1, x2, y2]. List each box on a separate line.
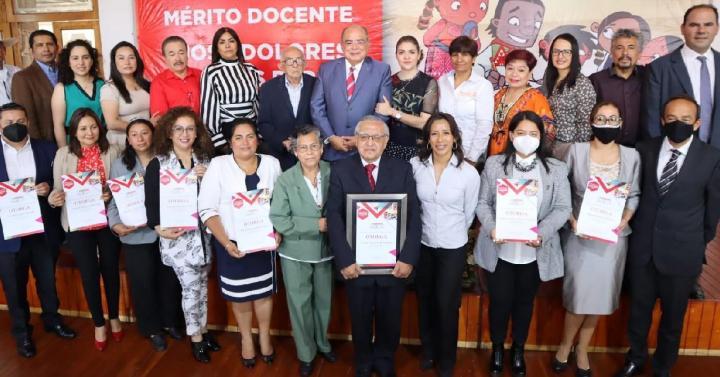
[11, 30, 58, 143]
[643, 4, 720, 148]
[258, 46, 316, 170]
[326, 116, 421, 377]
[615, 95, 720, 377]
[0, 103, 75, 358]
[311, 25, 392, 161]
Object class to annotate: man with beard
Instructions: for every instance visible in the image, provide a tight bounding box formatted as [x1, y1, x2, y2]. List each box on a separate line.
[590, 29, 645, 146]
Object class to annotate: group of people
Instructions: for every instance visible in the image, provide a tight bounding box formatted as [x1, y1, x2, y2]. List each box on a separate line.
[0, 3, 719, 377]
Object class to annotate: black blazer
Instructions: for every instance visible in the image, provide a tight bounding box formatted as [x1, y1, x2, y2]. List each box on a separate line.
[326, 155, 421, 284]
[257, 73, 316, 170]
[0, 138, 62, 252]
[629, 137, 720, 276]
[643, 46, 720, 148]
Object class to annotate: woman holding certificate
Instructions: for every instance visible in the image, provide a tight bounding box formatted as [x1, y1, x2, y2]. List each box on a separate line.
[410, 113, 480, 376]
[474, 110, 571, 375]
[144, 107, 218, 363]
[552, 102, 640, 376]
[198, 118, 281, 368]
[106, 119, 184, 352]
[48, 108, 122, 351]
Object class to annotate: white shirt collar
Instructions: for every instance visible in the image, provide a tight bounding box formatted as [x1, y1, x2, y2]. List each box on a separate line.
[361, 156, 381, 167]
[345, 59, 364, 76]
[427, 154, 459, 168]
[284, 75, 303, 89]
[681, 44, 713, 61]
[661, 135, 693, 156]
[1, 137, 31, 152]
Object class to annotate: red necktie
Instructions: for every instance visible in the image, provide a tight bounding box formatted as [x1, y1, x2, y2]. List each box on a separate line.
[346, 66, 356, 100]
[365, 163, 376, 191]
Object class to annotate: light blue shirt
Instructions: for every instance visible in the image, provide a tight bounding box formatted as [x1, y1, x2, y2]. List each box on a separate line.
[284, 75, 303, 117]
[36, 60, 58, 86]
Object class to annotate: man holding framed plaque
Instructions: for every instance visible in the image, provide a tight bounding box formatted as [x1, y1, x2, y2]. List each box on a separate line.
[326, 116, 421, 377]
[0, 103, 74, 358]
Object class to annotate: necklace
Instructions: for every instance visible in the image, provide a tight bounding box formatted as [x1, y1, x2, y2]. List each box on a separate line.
[495, 87, 529, 124]
[396, 71, 419, 94]
[513, 154, 537, 172]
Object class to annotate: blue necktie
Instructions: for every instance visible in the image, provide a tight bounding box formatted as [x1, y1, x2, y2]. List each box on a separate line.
[698, 56, 713, 142]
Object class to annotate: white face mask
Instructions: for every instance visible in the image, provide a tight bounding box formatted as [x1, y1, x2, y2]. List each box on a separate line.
[512, 135, 540, 156]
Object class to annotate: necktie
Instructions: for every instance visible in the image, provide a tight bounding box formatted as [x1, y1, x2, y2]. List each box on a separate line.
[698, 56, 713, 142]
[658, 149, 680, 196]
[346, 66, 356, 101]
[365, 163, 376, 191]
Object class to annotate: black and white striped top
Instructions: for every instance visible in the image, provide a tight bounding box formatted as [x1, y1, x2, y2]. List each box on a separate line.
[200, 59, 261, 147]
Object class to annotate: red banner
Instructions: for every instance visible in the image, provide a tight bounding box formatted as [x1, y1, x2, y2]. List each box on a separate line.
[135, 0, 383, 80]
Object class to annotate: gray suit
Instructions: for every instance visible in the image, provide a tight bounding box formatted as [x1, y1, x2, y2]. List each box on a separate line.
[474, 155, 571, 282]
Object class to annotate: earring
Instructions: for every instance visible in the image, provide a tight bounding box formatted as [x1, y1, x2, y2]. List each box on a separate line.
[427, 143, 431, 150]
[453, 142, 458, 150]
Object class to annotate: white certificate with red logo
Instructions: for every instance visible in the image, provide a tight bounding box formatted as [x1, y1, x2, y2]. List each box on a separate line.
[355, 201, 399, 268]
[0, 178, 44, 239]
[108, 172, 147, 227]
[159, 168, 198, 230]
[231, 188, 275, 253]
[495, 178, 539, 242]
[62, 171, 107, 231]
[576, 176, 629, 244]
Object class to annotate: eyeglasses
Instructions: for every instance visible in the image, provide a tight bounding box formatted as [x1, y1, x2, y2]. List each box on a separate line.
[357, 133, 388, 143]
[282, 57, 305, 67]
[296, 143, 322, 153]
[551, 49, 573, 57]
[592, 115, 622, 125]
[173, 126, 196, 134]
[343, 39, 368, 47]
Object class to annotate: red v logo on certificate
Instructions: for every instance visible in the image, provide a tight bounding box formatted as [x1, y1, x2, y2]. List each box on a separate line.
[65, 171, 95, 185]
[234, 191, 263, 205]
[360, 202, 391, 218]
[594, 177, 626, 193]
[501, 178, 533, 195]
[108, 174, 136, 188]
[164, 169, 192, 184]
[0, 178, 30, 193]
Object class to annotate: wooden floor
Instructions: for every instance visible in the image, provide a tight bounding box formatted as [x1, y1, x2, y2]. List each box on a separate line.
[700, 236, 720, 299]
[2, 313, 720, 377]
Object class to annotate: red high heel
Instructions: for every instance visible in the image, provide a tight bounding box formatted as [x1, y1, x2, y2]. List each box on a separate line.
[111, 329, 124, 342]
[94, 339, 107, 351]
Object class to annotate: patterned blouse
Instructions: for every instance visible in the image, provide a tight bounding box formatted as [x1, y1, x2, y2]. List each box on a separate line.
[77, 144, 107, 184]
[386, 71, 438, 161]
[546, 74, 596, 143]
[490, 87, 555, 156]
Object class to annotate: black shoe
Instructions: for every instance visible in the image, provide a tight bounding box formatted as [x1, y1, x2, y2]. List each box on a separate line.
[614, 360, 642, 377]
[576, 367, 592, 377]
[202, 333, 221, 352]
[191, 341, 210, 363]
[511, 343, 526, 376]
[690, 282, 705, 299]
[261, 350, 276, 364]
[551, 356, 569, 372]
[164, 327, 184, 340]
[242, 356, 256, 368]
[490, 343, 504, 374]
[419, 357, 434, 370]
[299, 361, 314, 376]
[149, 334, 167, 352]
[16, 337, 36, 358]
[320, 350, 337, 363]
[44, 323, 76, 339]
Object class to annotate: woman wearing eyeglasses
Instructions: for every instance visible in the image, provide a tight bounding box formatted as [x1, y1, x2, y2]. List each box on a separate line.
[269, 124, 336, 377]
[200, 27, 261, 154]
[552, 101, 640, 377]
[542, 34, 597, 159]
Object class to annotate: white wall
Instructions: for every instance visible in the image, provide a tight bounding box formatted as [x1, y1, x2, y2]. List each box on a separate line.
[98, 0, 137, 77]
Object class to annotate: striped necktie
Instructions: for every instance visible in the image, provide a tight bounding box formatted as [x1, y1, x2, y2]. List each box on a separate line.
[658, 149, 681, 196]
[346, 66, 356, 100]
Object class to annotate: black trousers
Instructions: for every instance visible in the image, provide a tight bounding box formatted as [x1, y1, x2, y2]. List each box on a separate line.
[345, 276, 406, 376]
[15, 234, 62, 328]
[627, 261, 695, 373]
[416, 244, 466, 373]
[66, 228, 121, 327]
[0, 252, 29, 341]
[485, 259, 541, 345]
[123, 242, 183, 336]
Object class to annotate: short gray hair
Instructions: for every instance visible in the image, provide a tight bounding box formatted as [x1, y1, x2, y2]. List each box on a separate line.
[290, 124, 322, 150]
[354, 115, 389, 135]
[612, 28, 642, 47]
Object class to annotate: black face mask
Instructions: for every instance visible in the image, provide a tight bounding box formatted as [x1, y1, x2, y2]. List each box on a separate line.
[662, 120, 694, 143]
[2, 123, 28, 143]
[592, 126, 620, 144]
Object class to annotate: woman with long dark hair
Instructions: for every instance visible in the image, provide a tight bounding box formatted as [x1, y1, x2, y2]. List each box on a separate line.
[200, 27, 261, 153]
[101, 41, 151, 146]
[542, 34, 596, 158]
[410, 113, 479, 376]
[474, 111, 571, 375]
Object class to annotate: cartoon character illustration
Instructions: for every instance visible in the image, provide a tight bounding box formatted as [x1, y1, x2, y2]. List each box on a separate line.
[475, 0, 546, 90]
[536, 25, 598, 82]
[639, 35, 683, 65]
[417, 0, 489, 79]
[582, 11, 651, 74]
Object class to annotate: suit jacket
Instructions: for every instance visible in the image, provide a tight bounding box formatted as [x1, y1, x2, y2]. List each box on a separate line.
[629, 137, 720, 277]
[11, 62, 55, 143]
[310, 57, 392, 161]
[257, 73, 316, 170]
[473, 155, 572, 281]
[0, 138, 62, 252]
[270, 160, 331, 261]
[326, 155, 421, 285]
[643, 46, 720, 148]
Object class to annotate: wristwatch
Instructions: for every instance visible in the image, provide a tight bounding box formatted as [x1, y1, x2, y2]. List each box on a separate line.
[393, 111, 402, 120]
[323, 136, 332, 145]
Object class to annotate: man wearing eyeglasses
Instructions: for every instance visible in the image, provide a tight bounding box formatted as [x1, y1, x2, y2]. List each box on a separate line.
[258, 46, 316, 170]
[311, 25, 392, 161]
